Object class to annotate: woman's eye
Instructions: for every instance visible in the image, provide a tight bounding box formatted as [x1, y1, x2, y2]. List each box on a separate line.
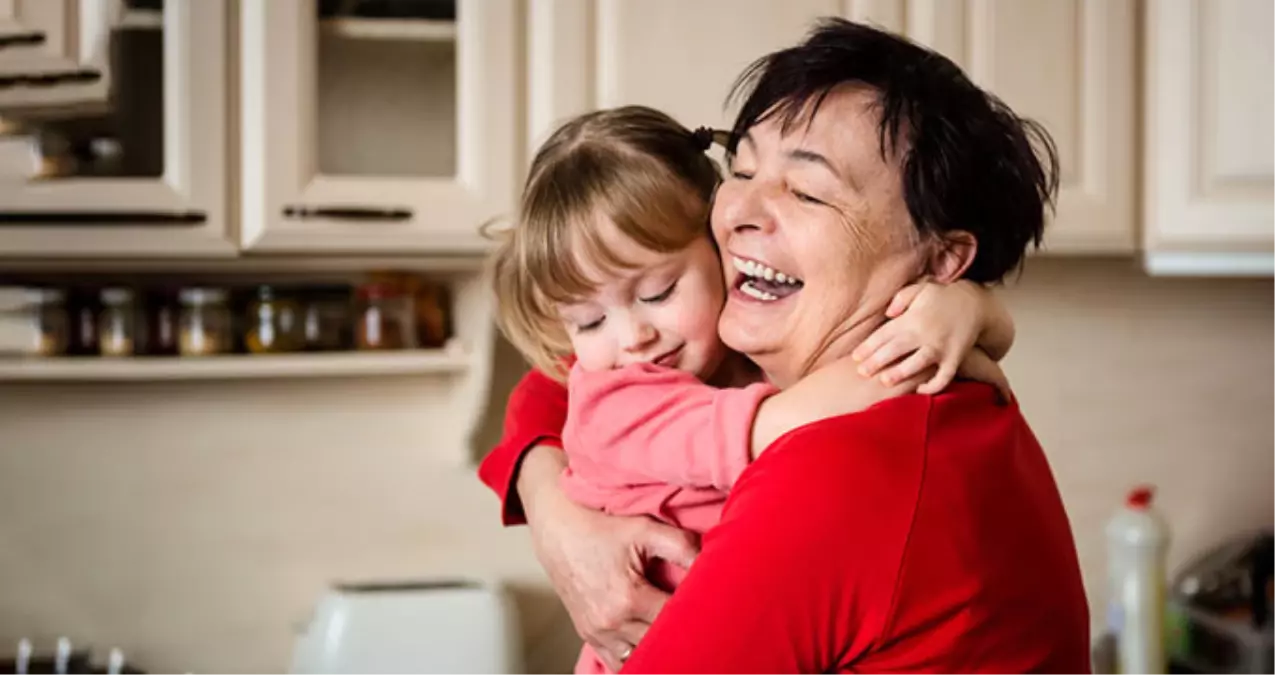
[730, 170, 754, 181]
[793, 189, 825, 205]
[576, 317, 604, 333]
[640, 282, 678, 304]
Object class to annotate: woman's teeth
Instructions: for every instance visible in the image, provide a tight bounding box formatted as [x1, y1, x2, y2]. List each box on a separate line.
[731, 256, 803, 302]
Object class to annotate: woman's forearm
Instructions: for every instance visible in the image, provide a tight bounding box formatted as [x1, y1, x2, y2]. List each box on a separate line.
[516, 444, 569, 520]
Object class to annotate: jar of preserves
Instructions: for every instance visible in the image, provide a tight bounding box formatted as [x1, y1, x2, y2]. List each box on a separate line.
[144, 288, 180, 356]
[302, 285, 352, 352]
[245, 285, 303, 354]
[0, 287, 68, 357]
[65, 287, 100, 356]
[179, 288, 231, 356]
[355, 283, 417, 351]
[98, 287, 135, 357]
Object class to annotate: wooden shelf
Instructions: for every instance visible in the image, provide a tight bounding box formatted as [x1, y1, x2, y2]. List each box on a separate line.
[0, 348, 469, 382]
[319, 18, 456, 42]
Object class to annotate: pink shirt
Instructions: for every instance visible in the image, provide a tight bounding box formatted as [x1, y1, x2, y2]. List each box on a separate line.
[559, 362, 777, 674]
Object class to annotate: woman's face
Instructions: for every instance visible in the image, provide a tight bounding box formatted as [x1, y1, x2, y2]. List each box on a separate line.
[712, 86, 927, 388]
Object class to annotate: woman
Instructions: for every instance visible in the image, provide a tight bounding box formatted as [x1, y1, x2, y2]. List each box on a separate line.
[480, 19, 1089, 672]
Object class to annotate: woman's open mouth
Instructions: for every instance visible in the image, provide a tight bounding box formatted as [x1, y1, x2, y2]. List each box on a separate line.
[730, 255, 804, 302]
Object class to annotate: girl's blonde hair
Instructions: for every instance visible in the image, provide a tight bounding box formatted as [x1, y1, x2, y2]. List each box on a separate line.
[489, 106, 721, 380]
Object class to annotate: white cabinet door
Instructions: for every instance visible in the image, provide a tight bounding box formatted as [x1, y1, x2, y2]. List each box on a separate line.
[239, 0, 519, 254]
[1143, 0, 1274, 276]
[528, 0, 880, 154]
[907, 0, 1137, 255]
[0, 0, 232, 258]
[0, 0, 113, 110]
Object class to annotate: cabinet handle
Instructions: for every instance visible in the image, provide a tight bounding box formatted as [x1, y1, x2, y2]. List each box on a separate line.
[0, 32, 44, 49]
[283, 205, 413, 222]
[0, 211, 206, 225]
[0, 69, 102, 89]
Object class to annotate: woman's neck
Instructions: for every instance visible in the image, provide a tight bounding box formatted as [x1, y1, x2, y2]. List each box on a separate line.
[706, 350, 763, 388]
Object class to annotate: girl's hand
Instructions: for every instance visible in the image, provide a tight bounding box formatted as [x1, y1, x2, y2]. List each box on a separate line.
[852, 280, 1000, 395]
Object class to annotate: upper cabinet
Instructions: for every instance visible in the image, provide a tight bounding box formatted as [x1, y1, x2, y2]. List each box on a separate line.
[237, 0, 519, 255]
[1142, 0, 1274, 276]
[906, 0, 1137, 255]
[528, 0, 1137, 257]
[0, 0, 232, 258]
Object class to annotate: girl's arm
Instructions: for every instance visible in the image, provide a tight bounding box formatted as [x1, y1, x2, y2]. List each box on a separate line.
[565, 280, 1014, 488]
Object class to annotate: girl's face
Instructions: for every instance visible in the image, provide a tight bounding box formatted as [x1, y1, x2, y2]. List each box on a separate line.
[556, 217, 729, 380]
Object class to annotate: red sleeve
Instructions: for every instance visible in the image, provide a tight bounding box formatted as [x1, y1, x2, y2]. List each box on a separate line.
[476, 367, 569, 526]
[564, 363, 777, 490]
[621, 406, 924, 674]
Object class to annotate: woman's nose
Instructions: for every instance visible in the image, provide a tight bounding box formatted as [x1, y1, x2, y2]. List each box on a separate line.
[715, 179, 778, 237]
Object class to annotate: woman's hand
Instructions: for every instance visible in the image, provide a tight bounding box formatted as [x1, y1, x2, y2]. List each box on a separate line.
[518, 446, 700, 671]
[851, 280, 1011, 395]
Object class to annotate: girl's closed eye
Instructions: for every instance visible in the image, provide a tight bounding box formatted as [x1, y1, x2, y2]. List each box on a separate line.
[575, 316, 605, 333]
[639, 280, 678, 304]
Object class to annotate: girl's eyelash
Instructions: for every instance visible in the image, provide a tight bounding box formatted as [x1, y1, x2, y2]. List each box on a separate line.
[640, 281, 678, 303]
[731, 171, 754, 180]
[577, 317, 604, 333]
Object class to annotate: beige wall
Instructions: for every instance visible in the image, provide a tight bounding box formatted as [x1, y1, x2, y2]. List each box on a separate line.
[0, 258, 1270, 673]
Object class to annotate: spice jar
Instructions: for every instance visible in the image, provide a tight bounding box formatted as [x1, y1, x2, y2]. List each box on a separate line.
[355, 282, 417, 351]
[245, 285, 303, 354]
[65, 287, 99, 356]
[144, 288, 180, 356]
[0, 287, 68, 357]
[98, 287, 135, 357]
[302, 285, 352, 352]
[179, 287, 231, 356]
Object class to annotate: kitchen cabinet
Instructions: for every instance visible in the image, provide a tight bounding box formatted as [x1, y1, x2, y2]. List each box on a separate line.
[906, 0, 1137, 255]
[1142, 0, 1274, 276]
[0, 0, 113, 111]
[238, 0, 520, 254]
[528, 0, 1136, 257]
[0, 0, 232, 258]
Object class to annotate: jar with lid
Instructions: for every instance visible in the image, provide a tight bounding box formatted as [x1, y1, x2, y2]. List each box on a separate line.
[302, 285, 352, 352]
[99, 287, 136, 357]
[355, 282, 417, 351]
[0, 287, 68, 357]
[65, 287, 100, 356]
[245, 285, 303, 354]
[143, 288, 180, 356]
[179, 288, 231, 356]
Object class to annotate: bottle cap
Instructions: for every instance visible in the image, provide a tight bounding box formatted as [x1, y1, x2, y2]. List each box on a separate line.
[1126, 485, 1155, 509]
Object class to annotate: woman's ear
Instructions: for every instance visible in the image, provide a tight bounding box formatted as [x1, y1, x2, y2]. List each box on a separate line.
[927, 230, 978, 282]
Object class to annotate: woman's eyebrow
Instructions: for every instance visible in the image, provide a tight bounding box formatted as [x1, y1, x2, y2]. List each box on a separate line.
[787, 148, 862, 192]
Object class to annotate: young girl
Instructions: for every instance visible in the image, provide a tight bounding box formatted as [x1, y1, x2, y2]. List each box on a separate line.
[486, 106, 1014, 674]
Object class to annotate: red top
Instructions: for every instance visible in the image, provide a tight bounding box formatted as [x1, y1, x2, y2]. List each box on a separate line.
[478, 372, 1091, 673]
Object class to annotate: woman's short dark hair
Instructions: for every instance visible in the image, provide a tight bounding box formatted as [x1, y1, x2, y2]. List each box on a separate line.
[728, 18, 1059, 284]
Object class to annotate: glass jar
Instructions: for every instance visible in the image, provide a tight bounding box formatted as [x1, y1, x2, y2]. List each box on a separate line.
[99, 287, 135, 357]
[302, 285, 353, 352]
[179, 288, 231, 357]
[0, 287, 68, 357]
[245, 285, 303, 354]
[144, 288, 180, 356]
[355, 282, 417, 351]
[65, 287, 100, 356]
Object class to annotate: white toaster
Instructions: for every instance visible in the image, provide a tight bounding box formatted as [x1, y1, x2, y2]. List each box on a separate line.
[289, 579, 522, 674]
